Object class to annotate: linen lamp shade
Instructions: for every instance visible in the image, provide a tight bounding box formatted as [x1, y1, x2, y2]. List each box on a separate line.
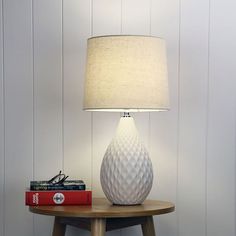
[83, 35, 169, 112]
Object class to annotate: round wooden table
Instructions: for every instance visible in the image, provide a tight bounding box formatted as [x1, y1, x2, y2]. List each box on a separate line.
[29, 198, 175, 236]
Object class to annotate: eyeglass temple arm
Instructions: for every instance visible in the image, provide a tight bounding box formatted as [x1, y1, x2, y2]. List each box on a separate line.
[57, 175, 69, 184]
[47, 170, 63, 183]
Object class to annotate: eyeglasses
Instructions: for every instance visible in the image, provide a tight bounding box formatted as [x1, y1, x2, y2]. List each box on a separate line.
[47, 171, 69, 185]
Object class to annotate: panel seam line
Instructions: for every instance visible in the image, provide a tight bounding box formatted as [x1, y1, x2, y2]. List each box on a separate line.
[61, 0, 65, 172]
[176, 0, 182, 236]
[1, 0, 5, 235]
[31, 0, 35, 235]
[204, 1, 211, 236]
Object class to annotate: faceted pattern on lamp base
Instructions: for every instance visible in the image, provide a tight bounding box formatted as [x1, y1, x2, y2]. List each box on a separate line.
[100, 117, 153, 205]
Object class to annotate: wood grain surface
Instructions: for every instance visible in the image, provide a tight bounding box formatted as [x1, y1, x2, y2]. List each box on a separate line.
[29, 198, 175, 218]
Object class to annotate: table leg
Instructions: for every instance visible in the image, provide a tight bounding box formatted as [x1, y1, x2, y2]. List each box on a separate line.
[141, 216, 156, 236]
[91, 218, 106, 236]
[52, 217, 66, 236]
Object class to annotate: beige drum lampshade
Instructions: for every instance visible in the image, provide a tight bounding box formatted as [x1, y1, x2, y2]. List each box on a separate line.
[83, 35, 169, 112]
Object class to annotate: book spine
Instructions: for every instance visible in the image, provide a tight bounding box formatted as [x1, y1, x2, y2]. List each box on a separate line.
[25, 191, 92, 206]
[30, 184, 86, 191]
[30, 180, 83, 185]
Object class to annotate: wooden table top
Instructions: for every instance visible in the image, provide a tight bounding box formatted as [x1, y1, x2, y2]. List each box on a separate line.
[29, 198, 175, 218]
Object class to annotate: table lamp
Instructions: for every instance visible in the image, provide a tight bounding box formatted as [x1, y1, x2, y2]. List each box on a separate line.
[83, 35, 169, 205]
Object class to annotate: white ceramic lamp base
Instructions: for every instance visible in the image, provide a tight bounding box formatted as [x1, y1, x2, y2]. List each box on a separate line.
[100, 116, 153, 205]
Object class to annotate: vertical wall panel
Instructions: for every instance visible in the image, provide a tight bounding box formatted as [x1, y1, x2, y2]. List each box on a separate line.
[3, 0, 33, 236]
[33, 0, 63, 235]
[92, 1, 122, 235]
[150, 0, 179, 235]
[207, 0, 236, 235]
[122, 0, 150, 35]
[121, 1, 150, 235]
[63, 1, 91, 235]
[0, 0, 4, 235]
[63, 0, 91, 192]
[178, 0, 209, 236]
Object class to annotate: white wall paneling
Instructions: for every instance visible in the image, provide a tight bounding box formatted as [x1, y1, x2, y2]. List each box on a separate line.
[150, 0, 179, 236]
[0, 0, 236, 236]
[33, 0, 63, 235]
[63, 0, 91, 194]
[63, 1, 91, 235]
[3, 0, 34, 236]
[207, 0, 236, 235]
[178, 0, 210, 236]
[0, 0, 4, 235]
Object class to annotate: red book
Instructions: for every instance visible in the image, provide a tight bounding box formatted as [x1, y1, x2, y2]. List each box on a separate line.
[25, 190, 92, 206]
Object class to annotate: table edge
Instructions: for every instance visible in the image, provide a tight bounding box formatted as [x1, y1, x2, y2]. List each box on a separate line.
[29, 204, 175, 218]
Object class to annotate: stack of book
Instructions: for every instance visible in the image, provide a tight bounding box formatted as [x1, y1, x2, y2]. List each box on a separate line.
[25, 180, 92, 206]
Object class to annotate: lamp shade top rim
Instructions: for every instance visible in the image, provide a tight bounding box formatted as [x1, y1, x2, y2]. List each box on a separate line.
[88, 35, 164, 40]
